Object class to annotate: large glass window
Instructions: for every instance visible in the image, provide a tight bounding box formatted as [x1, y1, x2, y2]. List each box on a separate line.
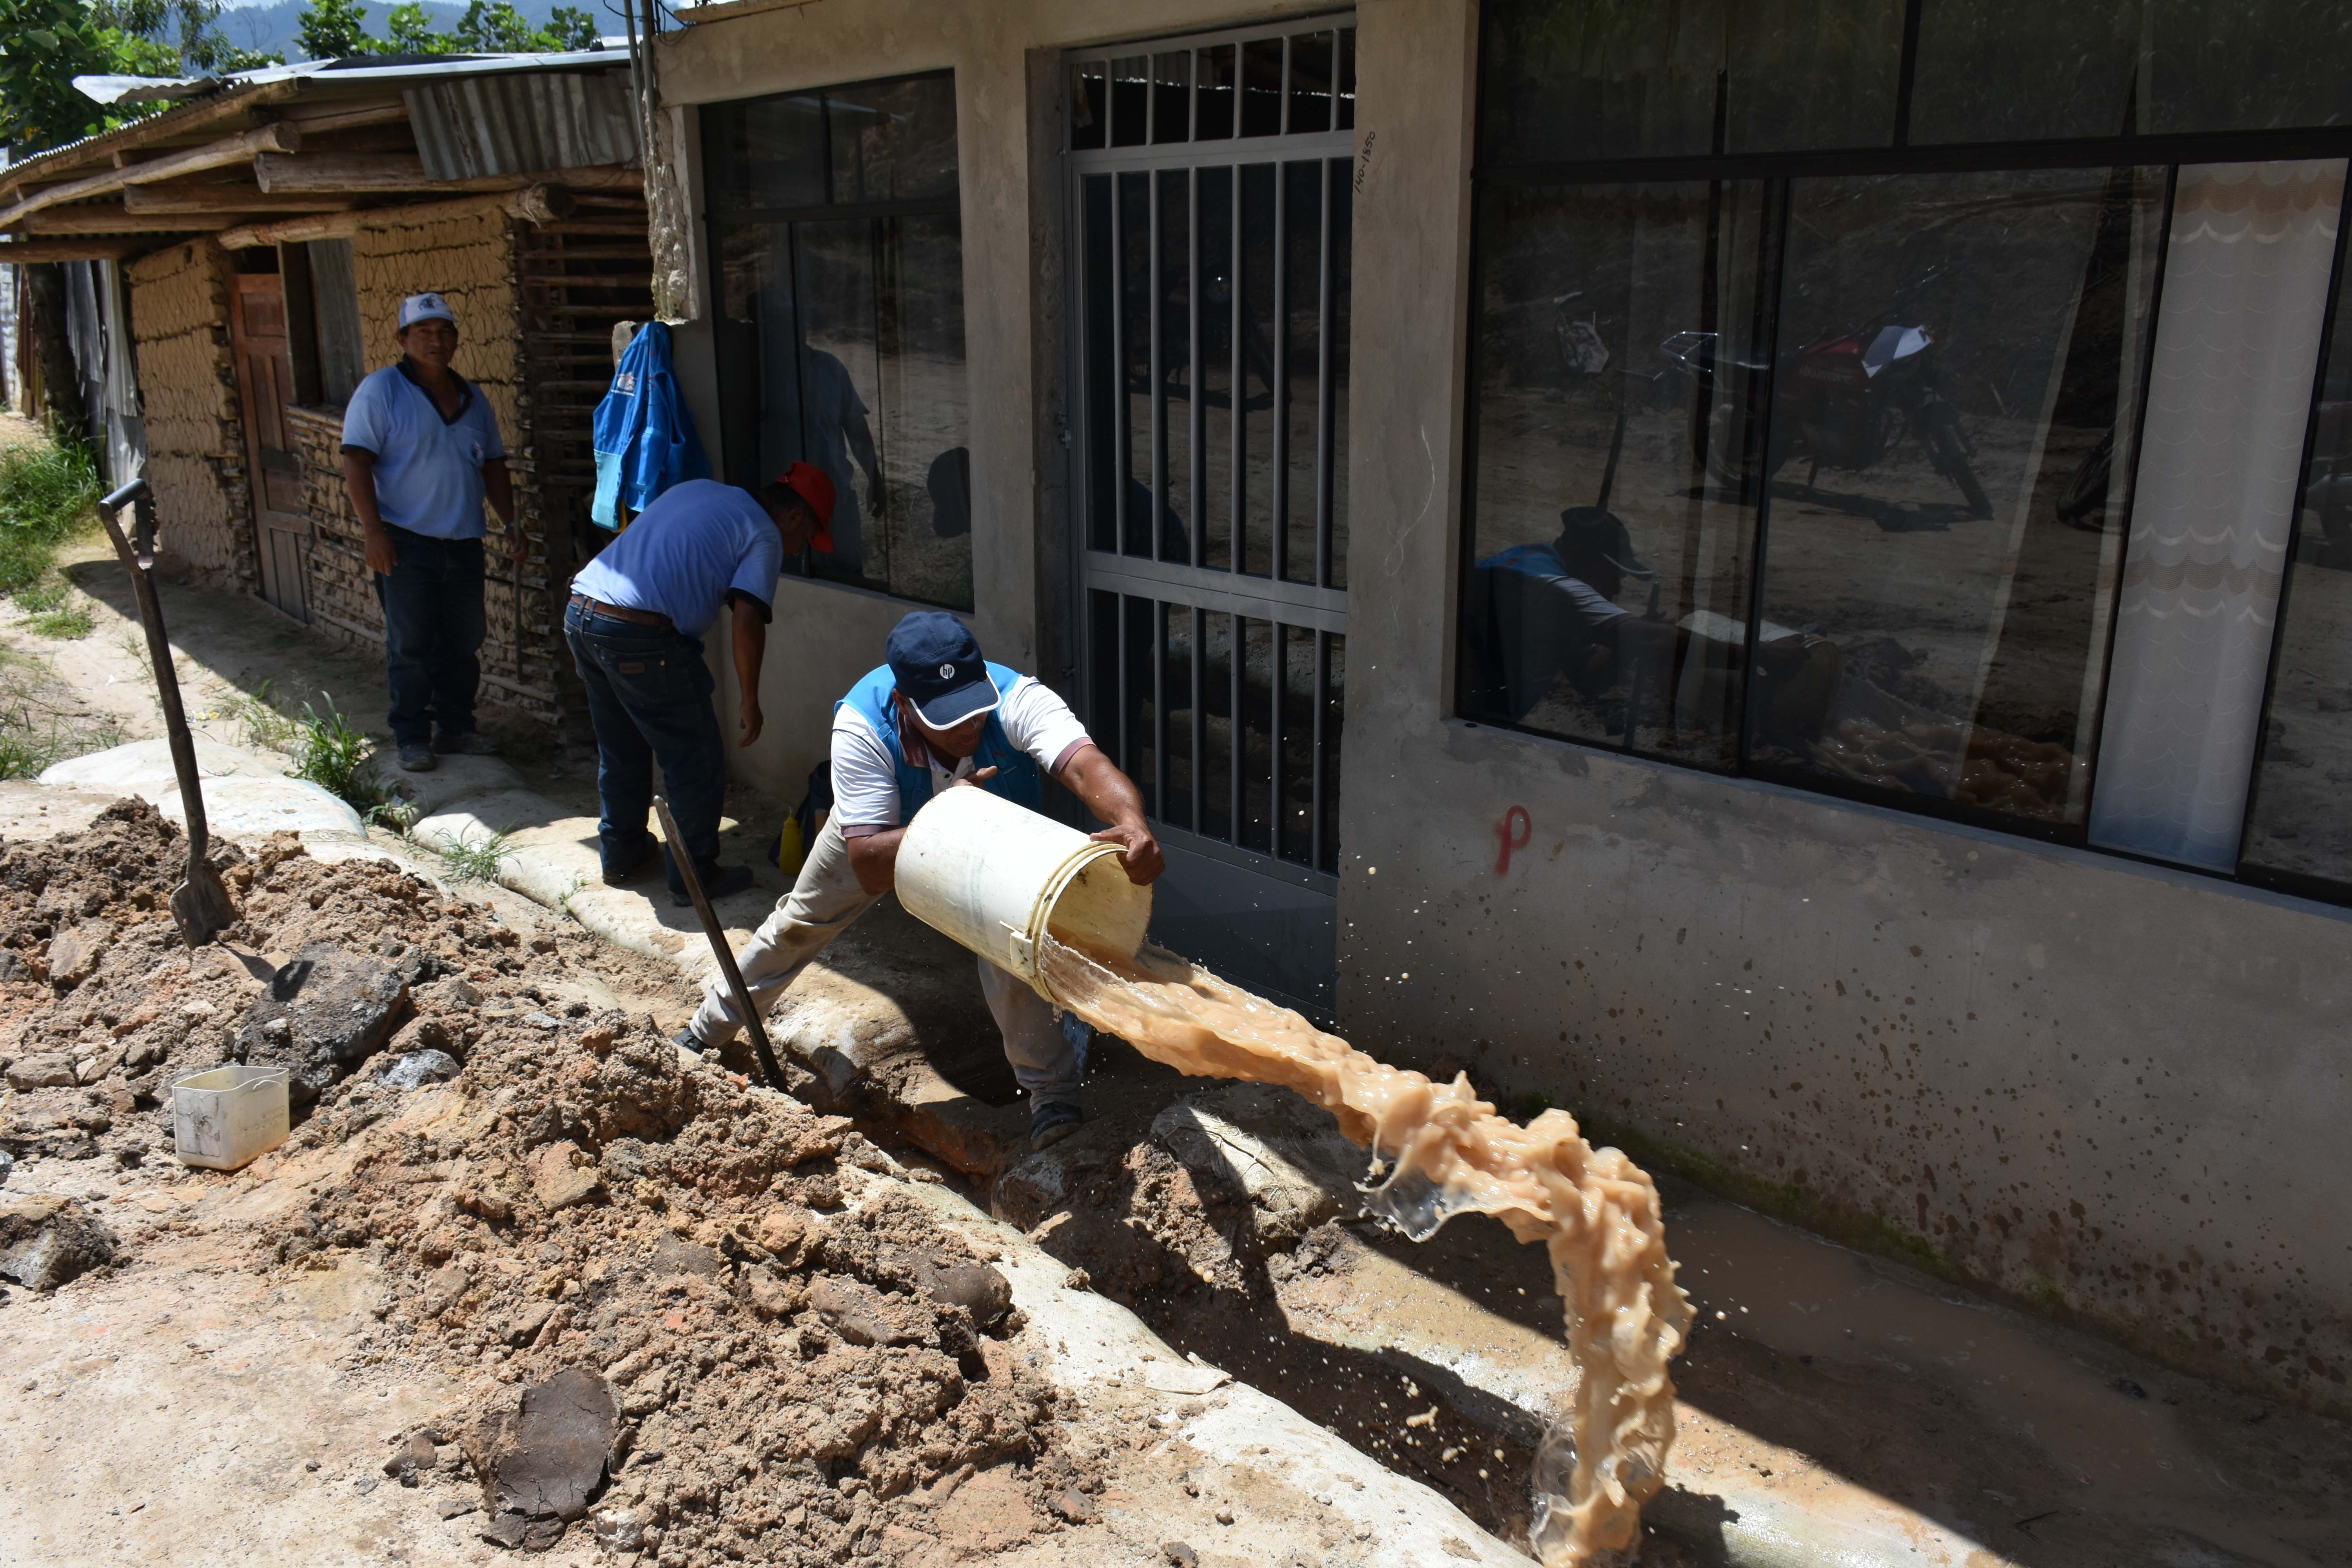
[1751, 169, 2163, 826]
[705, 73, 972, 609]
[1463, 180, 1774, 771]
[1470, 1, 2352, 904]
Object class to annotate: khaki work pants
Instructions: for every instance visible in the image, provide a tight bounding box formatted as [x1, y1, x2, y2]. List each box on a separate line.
[690, 816, 1081, 1103]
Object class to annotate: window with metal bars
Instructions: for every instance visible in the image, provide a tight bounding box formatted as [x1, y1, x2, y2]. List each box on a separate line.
[1067, 20, 1356, 883]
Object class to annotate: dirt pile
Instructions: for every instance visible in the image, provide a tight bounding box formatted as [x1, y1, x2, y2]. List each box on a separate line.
[0, 800, 1107, 1563]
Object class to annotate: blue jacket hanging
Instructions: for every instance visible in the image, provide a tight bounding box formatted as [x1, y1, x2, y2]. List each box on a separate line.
[591, 321, 710, 530]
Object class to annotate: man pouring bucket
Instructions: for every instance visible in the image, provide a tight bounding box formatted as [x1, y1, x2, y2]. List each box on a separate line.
[677, 611, 1163, 1149]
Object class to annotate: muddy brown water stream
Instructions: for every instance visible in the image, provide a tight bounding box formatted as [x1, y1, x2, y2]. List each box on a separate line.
[1038, 935, 1694, 1568]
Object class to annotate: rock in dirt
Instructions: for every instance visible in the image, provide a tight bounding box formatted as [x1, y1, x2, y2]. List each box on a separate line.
[528, 1141, 601, 1212]
[236, 943, 411, 1107]
[909, 1252, 1013, 1327]
[0, 1195, 117, 1290]
[1149, 1083, 1364, 1249]
[384, 1048, 461, 1088]
[4, 1054, 76, 1091]
[0, 1151, 12, 1189]
[44, 920, 111, 991]
[646, 1231, 722, 1278]
[810, 1273, 930, 1347]
[471, 1368, 617, 1531]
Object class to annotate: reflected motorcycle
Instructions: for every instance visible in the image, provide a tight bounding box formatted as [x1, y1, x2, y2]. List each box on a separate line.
[1657, 267, 1994, 519]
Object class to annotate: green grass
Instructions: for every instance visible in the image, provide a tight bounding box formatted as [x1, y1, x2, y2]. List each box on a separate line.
[434, 829, 512, 884]
[0, 442, 100, 600]
[290, 692, 393, 815]
[220, 679, 305, 754]
[24, 602, 94, 639]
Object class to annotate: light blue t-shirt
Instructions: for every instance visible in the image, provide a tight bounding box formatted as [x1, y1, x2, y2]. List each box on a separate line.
[570, 479, 782, 639]
[340, 361, 506, 541]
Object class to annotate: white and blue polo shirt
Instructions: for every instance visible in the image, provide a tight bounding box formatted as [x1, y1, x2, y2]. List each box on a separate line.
[340, 360, 506, 541]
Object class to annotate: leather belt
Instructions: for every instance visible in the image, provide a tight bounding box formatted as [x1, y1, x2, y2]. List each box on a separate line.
[570, 592, 671, 629]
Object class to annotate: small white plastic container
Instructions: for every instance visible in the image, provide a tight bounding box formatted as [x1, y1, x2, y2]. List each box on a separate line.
[172, 1063, 290, 1171]
[895, 786, 1152, 1003]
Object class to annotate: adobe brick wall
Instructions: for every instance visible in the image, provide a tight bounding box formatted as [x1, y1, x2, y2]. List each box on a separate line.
[126, 242, 255, 591]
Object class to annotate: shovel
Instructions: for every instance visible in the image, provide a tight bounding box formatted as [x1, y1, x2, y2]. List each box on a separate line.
[98, 478, 240, 947]
[653, 793, 785, 1091]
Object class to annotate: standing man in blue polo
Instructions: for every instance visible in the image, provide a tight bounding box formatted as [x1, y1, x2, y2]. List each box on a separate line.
[679, 611, 1163, 1149]
[565, 463, 836, 907]
[341, 292, 524, 773]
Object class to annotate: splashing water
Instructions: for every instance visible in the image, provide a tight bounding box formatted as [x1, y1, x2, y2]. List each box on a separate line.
[1036, 935, 1693, 1568]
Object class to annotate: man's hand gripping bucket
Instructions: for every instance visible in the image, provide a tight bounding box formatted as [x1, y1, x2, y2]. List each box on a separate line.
[893, 788, 1152, 1000]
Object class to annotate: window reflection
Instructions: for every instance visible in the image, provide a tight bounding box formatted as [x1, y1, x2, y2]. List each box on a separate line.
[1751, 169, 2164, 826]
[706, 73, 972, 611]
[1463, 180, 1775, 771]
[1479, 0, 1902, 163]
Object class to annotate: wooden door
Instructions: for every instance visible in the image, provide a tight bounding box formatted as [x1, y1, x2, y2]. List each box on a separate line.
[230, 273, 310, 624]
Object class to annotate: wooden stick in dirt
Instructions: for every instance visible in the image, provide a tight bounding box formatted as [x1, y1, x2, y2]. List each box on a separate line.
[653, 795, 786, 1091]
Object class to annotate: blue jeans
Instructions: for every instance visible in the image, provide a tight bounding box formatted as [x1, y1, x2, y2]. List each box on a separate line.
[563, 599, 726, 897]
[372, 526, 485, 750]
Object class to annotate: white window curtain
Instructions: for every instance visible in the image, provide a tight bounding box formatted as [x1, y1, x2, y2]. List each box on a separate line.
[2087, 160, 2346, 867]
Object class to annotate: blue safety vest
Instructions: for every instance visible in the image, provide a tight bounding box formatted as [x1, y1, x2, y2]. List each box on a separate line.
[837, 662, 1043, 817]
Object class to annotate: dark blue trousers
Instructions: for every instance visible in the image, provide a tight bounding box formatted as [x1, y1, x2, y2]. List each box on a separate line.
[371, 526, 485, 750]
[563, 599, 726, 898]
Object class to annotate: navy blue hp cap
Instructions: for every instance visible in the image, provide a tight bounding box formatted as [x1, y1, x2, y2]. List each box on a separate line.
[887, 612, 999, 730]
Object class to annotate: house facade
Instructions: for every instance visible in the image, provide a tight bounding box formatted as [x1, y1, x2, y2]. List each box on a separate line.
[644, 0, 2352, 1413]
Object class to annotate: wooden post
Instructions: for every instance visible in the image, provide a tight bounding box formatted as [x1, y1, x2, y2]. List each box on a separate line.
[0, 123, 302, 227]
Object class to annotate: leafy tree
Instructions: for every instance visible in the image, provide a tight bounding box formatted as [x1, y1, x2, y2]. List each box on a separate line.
[543, 5, 595, 49]
[0, 0, 190, 154]
[294, 0, 381, 58]
[93, 0, 280, 73]
[382, 1, 456, 54]
[450, 0, 534, 51]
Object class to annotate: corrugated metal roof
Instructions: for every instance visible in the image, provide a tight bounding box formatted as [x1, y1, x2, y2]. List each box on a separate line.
[405, 69, 640, 180]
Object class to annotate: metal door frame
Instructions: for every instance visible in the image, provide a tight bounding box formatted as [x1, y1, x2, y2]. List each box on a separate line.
[1061, 14, 1356, 900]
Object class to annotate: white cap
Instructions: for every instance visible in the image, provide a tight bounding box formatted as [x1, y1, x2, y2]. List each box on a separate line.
[398, 292, 456, 330]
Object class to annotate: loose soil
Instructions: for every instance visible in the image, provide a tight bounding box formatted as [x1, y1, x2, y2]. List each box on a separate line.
[0, 801, 1109, 1564]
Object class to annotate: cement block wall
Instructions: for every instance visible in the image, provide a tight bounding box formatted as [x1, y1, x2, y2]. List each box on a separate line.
[125, 242, 255, 590]
[309, 207, 563, 726]
[1335, 0, 2350, 1412]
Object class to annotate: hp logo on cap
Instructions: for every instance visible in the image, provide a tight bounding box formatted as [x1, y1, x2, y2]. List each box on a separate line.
[939, 662, 955, 678]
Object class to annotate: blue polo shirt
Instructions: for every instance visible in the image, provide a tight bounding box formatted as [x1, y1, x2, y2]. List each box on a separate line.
[570, 479, 782, 639]
[340, 360, 506, 540]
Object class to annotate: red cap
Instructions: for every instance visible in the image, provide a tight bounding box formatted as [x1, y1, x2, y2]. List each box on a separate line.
[776, 461, 837, 551]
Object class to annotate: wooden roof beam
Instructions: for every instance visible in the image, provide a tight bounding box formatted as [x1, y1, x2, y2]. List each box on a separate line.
[16, 208, 232, 234]
[0, 238, 142, 263]
[0, 123, 301, 228]
[218, 183, 577, 250]
[0, 78, 301, 203]
[124, 184, 354, 215]
[253, 155, 638, 195]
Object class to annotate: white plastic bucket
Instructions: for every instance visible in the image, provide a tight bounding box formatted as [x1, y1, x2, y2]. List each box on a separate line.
[172, 1064, 290, 1171]
[894, 786, 1152, 1001]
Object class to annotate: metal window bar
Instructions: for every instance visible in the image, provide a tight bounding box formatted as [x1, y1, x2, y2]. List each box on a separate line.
[1150, 168, 1165, 563]
[1192, 604, 1207, 829]
[1109, 174, 1129, 555]
[1317, 625, 1336, 869]
[1316, 157, 1335, 587]
[1270, 159, 1289, 582]
[1189, 162, 1205, 570]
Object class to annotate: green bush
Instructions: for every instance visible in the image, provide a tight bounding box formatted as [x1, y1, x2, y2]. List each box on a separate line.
[291, 692, 391, 814]
[0, 440, 100, 597]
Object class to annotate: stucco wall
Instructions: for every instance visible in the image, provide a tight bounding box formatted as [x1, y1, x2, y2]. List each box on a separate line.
[330, 208, 562, 725]
[126, 242, 254, 589]
[656, 0, 1337, 795]
[1335, 0, 2350, 1412]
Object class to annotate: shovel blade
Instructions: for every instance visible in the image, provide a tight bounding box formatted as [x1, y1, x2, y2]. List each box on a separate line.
[170, 865, 240, 947]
